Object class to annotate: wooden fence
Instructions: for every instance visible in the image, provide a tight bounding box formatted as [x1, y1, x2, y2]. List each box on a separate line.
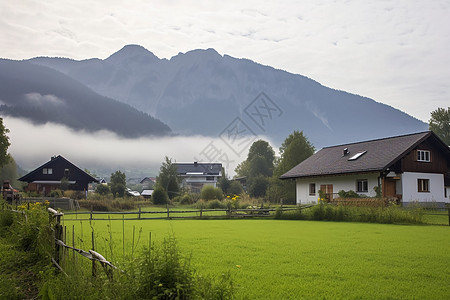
[62, 206, 303, 221]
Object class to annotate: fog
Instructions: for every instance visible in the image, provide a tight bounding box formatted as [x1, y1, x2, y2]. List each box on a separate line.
[5, 117, 278, 179]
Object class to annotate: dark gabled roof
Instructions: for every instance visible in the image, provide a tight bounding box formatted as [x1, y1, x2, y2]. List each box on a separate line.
[19, 155, 98, 183]
[280, 131, 449, 179]
[174, 162, 222, 176]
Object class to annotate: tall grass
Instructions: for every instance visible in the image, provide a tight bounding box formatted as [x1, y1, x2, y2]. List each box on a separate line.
[275, 203, 424, 224]
[40, 234, 234, 299]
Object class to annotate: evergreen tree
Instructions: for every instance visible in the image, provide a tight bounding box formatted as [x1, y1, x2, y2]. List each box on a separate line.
[110, 170, 126, 197]
[156, 156, 180, 199]
[429, 107, 450, 145]
[0, 118, 10, 168]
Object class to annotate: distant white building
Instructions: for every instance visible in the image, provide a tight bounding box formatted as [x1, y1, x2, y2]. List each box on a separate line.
[174, 162, 222, 193]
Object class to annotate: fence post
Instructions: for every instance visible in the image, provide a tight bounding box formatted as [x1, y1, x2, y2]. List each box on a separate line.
[139, 205, 141, 220]
[167, 204, 170, 219]
[448, 206, 450, 226]
[200, 206, 203, 218]
[92, 231, 97, 277]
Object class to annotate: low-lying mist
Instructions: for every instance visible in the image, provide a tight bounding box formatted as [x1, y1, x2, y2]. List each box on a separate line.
[4, 117, 276, 179]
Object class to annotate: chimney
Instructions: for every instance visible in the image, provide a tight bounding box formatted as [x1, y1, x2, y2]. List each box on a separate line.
[343, 148, 349, 156]
[194, 161, 198, 166]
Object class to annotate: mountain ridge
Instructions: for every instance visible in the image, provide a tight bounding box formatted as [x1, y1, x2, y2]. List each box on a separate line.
[0, 58, 172, 137]
[27, 45, 427, 148]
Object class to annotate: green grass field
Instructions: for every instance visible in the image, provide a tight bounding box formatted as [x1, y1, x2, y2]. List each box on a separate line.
[62, 218, 450, 299]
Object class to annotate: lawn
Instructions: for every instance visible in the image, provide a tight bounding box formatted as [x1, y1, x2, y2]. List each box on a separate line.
[61, 218, 450, 299]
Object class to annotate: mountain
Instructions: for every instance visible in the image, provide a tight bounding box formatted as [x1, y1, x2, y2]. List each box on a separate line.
[0, 59, 171, 137]
[29, 45, 427, 148]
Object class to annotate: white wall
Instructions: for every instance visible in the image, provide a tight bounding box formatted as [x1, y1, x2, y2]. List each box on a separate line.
[295, 173, 380, 205]
[401, 172, 447, 203]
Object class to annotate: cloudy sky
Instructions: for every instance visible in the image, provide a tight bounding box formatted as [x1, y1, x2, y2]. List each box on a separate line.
[1, 0, 449, 123]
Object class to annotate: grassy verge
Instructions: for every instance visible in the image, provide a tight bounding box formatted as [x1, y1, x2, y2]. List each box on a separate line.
[63, 218, 450, 299]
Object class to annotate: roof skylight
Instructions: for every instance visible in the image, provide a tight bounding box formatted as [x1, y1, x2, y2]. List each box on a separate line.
[348, 151, 367, 161]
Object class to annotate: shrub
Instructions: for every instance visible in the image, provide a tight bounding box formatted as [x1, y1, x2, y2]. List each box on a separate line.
[207, 199, 227, 209]
[228, 181, 244, 196]
[338, 190, 361, 198]
[152, 186, 169, 205]
[48, 189, 63, 198]
[274, 206, 306, 220]
[95, 184, 110, 195]
[201, 185, 223, 200]
[174, 194, 194, 205]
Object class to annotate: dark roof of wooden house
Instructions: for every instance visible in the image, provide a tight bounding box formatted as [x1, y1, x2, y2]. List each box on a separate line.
[19, 155, 98, 184]
[174, 162, 222, 176]
[280, 131, 450, 180]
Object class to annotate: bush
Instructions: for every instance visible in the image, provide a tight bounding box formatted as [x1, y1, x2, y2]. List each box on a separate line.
[95, 184, 110, 196]
[338, 190, 361, 198]
[274, 206, 305, 220]
[207, 199, 227, 209]
[78, 198, 137, 211]
[48, 189, 63, 198]
[152, 186, 169, 205]
[201, 185, 223, 200]
[228, 181, 244, 196]
[174, 194, 194, 205]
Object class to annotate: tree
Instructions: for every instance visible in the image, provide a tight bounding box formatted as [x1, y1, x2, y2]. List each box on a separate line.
[156, 156, 180, 199]
[429, 107, 450, 145]
[234, 139, 275, 198]
[0, 156, 20, 188]
[234, 160, 250, 178]
[0, 118, 11, 168]
[110, 170, 126, 198]
[268, 130, 315, 204]
[217, 167, 231, 194]
[248, 175, 269, 198]
[228, 181, 244, 196]
[274, 130, 315, 177]
[152, 185, 169, 205]
[60, 177, 70, 191]
[247, 140, 275, 172]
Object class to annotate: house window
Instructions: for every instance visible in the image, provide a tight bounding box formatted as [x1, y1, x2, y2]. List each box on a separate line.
[309, 183, 316, 196]
[64, 169, 69, 176]
[206, 176, 215, 181]
[418, 179, 429, 192]
[43, 168, 53, 175]
[417, 150, 430, 162]
[356, 179, 368, 193]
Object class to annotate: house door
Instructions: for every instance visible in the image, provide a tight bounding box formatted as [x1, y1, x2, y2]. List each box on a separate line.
[383, 179, 396, 197]
[320, 184, 333, 201]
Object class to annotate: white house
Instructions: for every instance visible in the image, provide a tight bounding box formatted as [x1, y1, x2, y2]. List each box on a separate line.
[280, 131, 450, 206]
[174, 162, 222, 193]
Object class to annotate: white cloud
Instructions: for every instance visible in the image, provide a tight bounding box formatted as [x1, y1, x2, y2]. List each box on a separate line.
[24, 93, 66, 107]
[4, 117, 278, 178]
[0, 0, 449, 122]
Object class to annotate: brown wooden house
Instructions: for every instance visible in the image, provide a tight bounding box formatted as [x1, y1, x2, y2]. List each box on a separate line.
[19, 155, 98, 196]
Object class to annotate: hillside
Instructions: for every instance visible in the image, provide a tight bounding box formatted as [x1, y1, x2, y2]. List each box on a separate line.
[0, 59, 171, 137]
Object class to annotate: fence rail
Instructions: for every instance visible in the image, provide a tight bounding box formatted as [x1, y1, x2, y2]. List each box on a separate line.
[62, 207, 304, 221]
